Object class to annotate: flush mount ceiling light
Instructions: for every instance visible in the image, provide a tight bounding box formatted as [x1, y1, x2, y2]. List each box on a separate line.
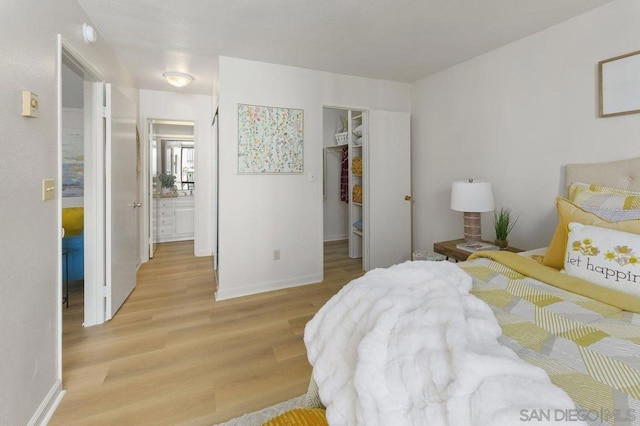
[162, 72, 194, 88]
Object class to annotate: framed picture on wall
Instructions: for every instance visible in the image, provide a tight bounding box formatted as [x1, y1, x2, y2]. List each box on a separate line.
[237, 103, 304, 174]
[62, 127, 84, 197]
[599, 50, 640, 117]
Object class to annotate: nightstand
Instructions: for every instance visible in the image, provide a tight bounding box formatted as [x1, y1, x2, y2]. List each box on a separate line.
[433, 239, 523, 262]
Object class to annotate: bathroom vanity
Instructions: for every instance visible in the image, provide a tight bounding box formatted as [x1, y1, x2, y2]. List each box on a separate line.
[153, 195, 195, 242]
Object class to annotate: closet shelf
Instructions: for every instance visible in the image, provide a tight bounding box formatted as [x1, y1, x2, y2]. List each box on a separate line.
[352, 173, 362, 177]
[325, 144, 347, 151]
[353, 229, 363, 237]
[352, 114, 363, 120]
[353, 202, 362, 207]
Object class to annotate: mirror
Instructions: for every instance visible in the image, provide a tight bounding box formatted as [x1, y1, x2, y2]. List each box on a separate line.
[160, 140, 195, 190]
[149, 119, 195, 196]
[599, 50, 640, 117]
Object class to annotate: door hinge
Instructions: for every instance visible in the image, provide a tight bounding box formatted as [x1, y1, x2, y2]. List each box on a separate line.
[100, 106, 109, 118]
[102, 285, 109, 298]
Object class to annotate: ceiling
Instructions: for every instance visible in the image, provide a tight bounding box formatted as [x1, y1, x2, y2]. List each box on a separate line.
[77, 0, 615, 96]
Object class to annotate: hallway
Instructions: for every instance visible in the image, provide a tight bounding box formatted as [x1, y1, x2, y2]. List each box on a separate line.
[51, 240, 362, 425]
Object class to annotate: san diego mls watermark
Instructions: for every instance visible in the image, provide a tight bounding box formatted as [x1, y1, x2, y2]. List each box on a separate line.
[520, 408, 636, 423]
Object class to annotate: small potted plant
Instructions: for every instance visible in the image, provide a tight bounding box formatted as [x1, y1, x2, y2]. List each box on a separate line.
[158, 173, 176, 195]
[493, 207, 519, 249]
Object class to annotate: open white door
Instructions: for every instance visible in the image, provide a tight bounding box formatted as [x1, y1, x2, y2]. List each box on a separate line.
[148, 120, 156, 259]
[365, 110, 411, 270]
[105, 83, 138, 319]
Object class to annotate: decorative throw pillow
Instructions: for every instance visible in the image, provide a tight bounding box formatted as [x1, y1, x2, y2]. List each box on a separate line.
[263, 408, 328, 426]
[565, 223, 640, 298]
[569, 182, 640, 209]
[582, 206, 640, 222]
[542, 198, 640, 270]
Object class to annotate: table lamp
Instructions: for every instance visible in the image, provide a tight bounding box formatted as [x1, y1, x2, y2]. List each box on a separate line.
[451, 179, 494, 242]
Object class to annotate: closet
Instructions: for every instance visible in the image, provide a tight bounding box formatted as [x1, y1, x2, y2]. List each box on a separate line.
[323, 107, 366, 261]
[322, 106, 412, 271]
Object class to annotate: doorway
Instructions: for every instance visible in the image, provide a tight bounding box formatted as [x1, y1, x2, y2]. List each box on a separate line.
[322, 106, 366, 270]
[147, 119, 196, 259]
[59, 40, 139, 330]
[60, 59, 85, 319]
[321, 105, 413, 272]
[59, 45, 107, 328]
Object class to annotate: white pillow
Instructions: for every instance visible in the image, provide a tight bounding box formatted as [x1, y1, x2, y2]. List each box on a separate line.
[353, 124, 362, 137]
[565, 222, 640, 297]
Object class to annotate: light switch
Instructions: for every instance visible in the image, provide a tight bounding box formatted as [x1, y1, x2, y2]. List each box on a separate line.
[42, 178, 55, 201]
[22, 91, 38, 118]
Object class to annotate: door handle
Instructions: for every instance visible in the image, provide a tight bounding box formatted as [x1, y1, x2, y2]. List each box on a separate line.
[129, 202, 143, 208]
[405, 195, 412, 201]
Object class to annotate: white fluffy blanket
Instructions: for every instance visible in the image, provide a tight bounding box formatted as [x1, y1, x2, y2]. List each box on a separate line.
[304, 261, 583, 426]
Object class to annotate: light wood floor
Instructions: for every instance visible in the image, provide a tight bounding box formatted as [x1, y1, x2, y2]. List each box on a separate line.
[51, 240, 362, 425]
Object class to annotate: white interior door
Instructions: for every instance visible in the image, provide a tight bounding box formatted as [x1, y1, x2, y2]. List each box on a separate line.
[105, 83, 138, 319]
[148, 120, 156, 258]
[365, 110, 411, 270]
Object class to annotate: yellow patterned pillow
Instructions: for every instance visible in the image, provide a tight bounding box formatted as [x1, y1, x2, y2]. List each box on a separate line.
[263, 408, 328, 426]
[542, 198, 640, 270]
[569, 182, 640, 209]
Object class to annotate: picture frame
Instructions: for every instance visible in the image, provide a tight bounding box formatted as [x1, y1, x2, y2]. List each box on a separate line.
[237, 103, 304, 174]
[599, 49, 640, 117]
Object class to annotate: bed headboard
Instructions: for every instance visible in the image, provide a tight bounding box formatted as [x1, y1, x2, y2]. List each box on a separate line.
[565, 157, 640, 194]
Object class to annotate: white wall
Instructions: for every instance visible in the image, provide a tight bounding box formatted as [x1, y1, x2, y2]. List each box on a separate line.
[323, 108, 349, 241]
[139, 90, 213, 258]
[217, 56, 410, 299]
[411, 0, 640, 253]
[0, 0, 136, 424]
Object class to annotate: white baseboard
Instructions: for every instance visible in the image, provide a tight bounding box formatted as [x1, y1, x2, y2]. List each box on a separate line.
[215, 273, 322, 300]
[28, 379, 65, 426]
[323, 234, 348, 242]
[195, 248, 213, 257]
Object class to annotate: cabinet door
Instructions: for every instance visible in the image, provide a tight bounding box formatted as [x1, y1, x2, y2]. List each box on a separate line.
[365, 110, 411, 270]
[174, 208, 195, 235]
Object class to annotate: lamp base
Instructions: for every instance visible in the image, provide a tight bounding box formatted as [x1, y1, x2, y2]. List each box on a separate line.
[463, 212, 482, 242]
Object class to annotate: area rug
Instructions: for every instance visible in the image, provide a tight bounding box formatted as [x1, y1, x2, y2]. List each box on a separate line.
[215, 395, 306, 426]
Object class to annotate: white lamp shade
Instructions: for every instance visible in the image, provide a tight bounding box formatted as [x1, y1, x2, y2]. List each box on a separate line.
[451, 180, 494, 212]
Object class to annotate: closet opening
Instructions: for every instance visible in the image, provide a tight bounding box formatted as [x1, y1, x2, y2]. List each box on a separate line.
[322, 106, 367, 270]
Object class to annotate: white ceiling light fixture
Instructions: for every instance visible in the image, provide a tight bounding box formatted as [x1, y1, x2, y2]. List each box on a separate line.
[162, 71, 194, 88]
[82, 23, 97, 44]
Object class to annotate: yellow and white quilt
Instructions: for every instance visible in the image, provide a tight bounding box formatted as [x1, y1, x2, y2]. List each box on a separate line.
[461, 253, 640, 425]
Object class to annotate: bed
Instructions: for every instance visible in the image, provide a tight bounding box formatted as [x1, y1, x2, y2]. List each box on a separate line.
[254, 158, 640, 426]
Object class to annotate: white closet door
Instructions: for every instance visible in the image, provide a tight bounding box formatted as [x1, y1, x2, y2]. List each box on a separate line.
[365, 110, 411, 270]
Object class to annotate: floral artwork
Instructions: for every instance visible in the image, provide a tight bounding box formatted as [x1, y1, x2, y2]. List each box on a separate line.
[238, 104, 304, 174]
